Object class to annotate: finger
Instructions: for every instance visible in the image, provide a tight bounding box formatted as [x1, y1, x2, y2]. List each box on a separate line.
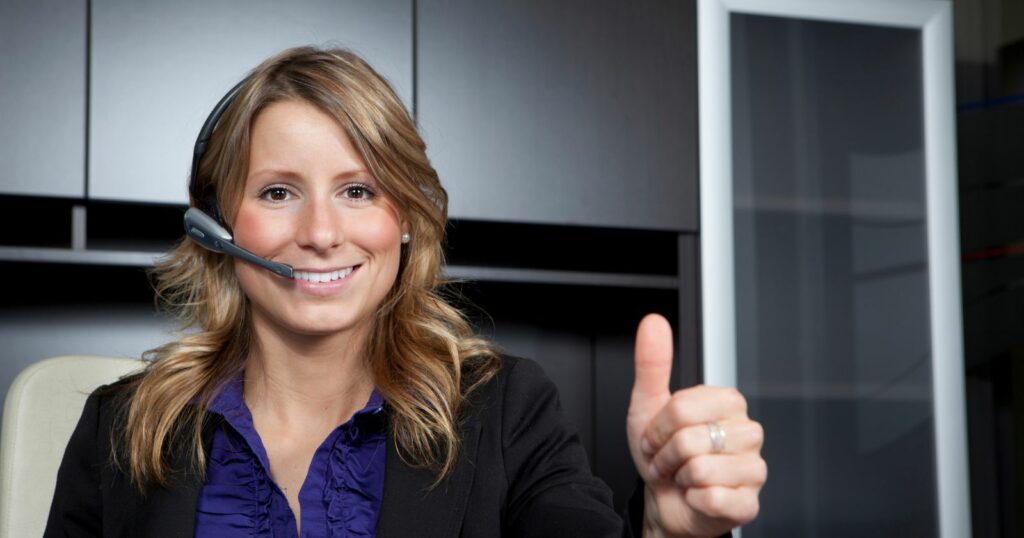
[684, 485, 761, 528]
[673, 454, 768, 489]
[643, 386, 748, 450]
[648, 420, 764, 478]
[630, 313, 674, 415]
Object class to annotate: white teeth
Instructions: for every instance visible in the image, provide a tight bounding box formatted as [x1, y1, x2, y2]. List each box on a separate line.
[294, 267, 355, 282]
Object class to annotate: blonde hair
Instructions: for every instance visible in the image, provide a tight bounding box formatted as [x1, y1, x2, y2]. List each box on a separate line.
[119, 47, 500, 490]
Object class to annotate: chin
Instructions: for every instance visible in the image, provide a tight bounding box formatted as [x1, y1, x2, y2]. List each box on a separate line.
[286, 314, 370, 337]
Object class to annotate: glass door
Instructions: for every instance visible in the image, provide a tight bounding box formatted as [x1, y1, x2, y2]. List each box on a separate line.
[698, 1, 968, 536]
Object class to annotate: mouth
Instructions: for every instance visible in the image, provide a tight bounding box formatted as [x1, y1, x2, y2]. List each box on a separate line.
[292, 265, 360, 283]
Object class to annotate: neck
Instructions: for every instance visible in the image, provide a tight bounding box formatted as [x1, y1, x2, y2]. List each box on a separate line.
[243, 315, 375, 430]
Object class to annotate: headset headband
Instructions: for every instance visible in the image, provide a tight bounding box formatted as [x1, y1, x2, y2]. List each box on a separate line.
[188, 77, 248, 225]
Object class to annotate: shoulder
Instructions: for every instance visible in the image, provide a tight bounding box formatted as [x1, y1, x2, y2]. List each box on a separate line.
[498, 355, 548, 382]
[87, 371, 144, 417]
[463, 355, 557, 413]
[65, 370, 154, 457]
[461, 357, 624, 535]
[461, 354, 571, 446]
[59, 372, 144, 462]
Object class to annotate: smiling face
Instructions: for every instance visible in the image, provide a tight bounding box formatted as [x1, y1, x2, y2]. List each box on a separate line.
[232, 99, 404, 342]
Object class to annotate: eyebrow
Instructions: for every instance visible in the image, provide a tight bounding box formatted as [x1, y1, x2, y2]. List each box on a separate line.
[246, 169, 375, 182]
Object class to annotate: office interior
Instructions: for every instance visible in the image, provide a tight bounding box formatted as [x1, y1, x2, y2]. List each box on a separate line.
[0, 0, 1020, 536]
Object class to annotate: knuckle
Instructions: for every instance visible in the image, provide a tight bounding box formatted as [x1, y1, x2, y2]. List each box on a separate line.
[669, 396, 695, 426]
[673, 466, 689, 487]
[752, 457, 768, 484]
[646, 427, 665, 447]
[741, 495, 761, 523]
[672, 430, 691, 458]
[682, 427, 703, 458]
[727, 387, 748, 413]
[687, 456, 715, 486]
[750, 421, 765, 448]
[694, 384, 716, 401]
[675, 386, 702, 404]
[703, 487, 730, 517]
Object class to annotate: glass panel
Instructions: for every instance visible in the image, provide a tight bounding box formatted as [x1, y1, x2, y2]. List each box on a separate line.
[730, 14, 938, 536]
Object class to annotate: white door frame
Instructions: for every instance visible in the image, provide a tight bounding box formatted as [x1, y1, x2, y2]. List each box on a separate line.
[697, 0, 969, 536]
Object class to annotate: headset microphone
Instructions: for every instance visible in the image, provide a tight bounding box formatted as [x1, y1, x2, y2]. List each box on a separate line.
[183, 78, 295, 279]
[184, 208, 294, 278]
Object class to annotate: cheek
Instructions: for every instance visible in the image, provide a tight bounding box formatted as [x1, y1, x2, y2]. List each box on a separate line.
[232, 205, 290, 254]
[352, 210, 403, 257]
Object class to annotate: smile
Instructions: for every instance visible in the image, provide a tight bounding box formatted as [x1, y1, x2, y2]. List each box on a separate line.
[292, 266, 359, 283]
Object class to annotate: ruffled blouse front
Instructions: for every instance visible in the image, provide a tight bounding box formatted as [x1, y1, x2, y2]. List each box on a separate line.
[194, 378, 386, 537]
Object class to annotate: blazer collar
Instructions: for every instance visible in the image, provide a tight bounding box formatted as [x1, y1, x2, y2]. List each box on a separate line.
[377, 417, 482, 537]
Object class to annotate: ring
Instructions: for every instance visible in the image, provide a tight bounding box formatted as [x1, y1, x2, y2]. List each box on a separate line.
[707, 421, 726, 453]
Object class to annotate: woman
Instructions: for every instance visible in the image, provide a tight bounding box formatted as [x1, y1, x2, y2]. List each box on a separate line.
[45, 47, 765, 537]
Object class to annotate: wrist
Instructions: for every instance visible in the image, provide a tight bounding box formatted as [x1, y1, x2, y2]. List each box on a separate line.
[642, 487, 674, 538]
[642, 516, 666, 538]
[643, 486, 715, 538]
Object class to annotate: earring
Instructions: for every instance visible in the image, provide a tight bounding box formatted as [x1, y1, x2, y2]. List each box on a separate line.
[401, 232, 410, 244]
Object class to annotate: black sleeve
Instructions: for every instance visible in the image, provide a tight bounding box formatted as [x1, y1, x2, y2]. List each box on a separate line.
[498, 359, 732, 538]
[622, 479, 646, 537]
[500, 358, 625, 537]
[43, 391, 105, 537]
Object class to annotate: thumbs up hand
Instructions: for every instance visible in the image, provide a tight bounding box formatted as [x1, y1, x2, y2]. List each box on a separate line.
[627, 314, 766, 537]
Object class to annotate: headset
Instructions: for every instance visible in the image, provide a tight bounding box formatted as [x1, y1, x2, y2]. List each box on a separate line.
[182, 79, 295, 279]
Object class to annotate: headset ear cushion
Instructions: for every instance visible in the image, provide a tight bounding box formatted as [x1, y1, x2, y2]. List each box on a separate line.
[201, 193, 226, 228]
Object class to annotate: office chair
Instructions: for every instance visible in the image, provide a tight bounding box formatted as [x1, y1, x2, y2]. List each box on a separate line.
[0, 356, 142, 538]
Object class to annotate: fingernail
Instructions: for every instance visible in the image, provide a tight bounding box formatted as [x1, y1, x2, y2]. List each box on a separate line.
[641, 437, 653, 456]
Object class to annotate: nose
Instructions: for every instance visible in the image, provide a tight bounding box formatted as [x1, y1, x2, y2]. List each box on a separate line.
[295, 195, 343, 253]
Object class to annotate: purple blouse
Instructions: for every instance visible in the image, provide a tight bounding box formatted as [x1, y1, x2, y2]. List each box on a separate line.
[194, 378, 387, 537]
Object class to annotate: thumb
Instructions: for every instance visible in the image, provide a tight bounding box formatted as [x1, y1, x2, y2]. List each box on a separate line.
[630, 313, 674, 415]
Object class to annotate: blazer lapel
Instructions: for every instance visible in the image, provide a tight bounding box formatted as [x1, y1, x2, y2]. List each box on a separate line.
[377, 418, 481, 537]
[129, 414, 223, 537]
[133, 476, 203, 538]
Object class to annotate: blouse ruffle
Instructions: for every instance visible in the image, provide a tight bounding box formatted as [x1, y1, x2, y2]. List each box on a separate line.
[195, 379, 386, 537]
[323, 424, 386, 536]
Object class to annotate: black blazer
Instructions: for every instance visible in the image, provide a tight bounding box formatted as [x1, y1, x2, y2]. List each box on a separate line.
[45, 357, 646, 537]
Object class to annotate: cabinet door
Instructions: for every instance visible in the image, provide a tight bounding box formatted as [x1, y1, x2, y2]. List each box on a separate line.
[0, 0, 86, 198]
[417, 0, 697, 231]
[89, 0, 412, 204]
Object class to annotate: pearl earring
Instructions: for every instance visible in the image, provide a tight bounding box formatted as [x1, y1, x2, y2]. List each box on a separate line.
[401, 232, 410, 244]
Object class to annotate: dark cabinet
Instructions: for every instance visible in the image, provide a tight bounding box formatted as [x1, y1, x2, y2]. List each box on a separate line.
[417, 0, 698, 231]
[0, 0, 87, 198]
[88, 0, 413, 203]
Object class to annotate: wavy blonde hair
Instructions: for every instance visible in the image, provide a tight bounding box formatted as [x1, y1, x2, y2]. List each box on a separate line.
[118, 47, 500, 490]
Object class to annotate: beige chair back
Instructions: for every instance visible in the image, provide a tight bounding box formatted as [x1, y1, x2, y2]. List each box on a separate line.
[0, 356, 143, 538]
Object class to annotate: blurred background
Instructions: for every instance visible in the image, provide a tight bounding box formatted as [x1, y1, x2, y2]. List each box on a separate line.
[0, 0, 1020, 536]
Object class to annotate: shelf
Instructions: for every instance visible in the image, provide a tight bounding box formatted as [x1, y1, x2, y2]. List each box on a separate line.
[0, 246, 679, 290]
[734, 194, 925, 221]
[444, 265, 678, 289]
[0, 246, 162, 267]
